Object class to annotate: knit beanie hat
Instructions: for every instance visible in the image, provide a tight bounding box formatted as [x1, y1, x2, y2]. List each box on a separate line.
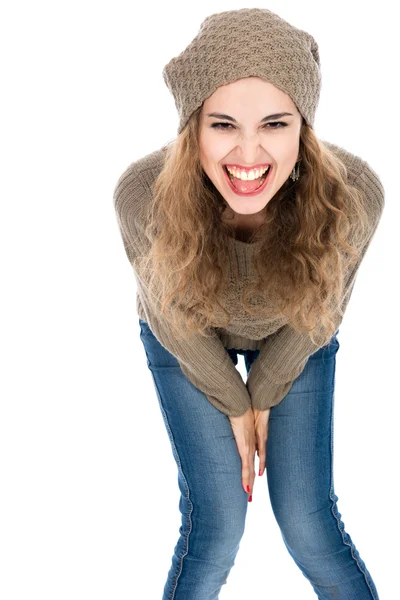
[162, 8, 321, 135]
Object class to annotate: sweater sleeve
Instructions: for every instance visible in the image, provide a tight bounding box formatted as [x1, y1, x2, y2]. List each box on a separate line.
[246, 159, 385, 411]
[113, 163, 252, 417]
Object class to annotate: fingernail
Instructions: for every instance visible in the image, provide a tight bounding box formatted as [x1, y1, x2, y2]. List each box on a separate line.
[259, 469, 262, 476]
[246, 485, 250, 493]
[248, 495, 252, 502]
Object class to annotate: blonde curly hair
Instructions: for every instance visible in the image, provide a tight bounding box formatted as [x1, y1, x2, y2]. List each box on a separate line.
[136, 105, 370, 347]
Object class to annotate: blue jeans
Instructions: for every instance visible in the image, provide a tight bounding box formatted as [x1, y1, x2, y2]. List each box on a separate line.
[138, 318, 379, 600]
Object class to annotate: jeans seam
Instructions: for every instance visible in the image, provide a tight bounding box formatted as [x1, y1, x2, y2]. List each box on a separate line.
[148, 370, 193, 600]
[328, 357, 378, 600]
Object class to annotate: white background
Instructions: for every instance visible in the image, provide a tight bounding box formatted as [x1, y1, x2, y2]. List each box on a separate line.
[1, 1, 398, 598]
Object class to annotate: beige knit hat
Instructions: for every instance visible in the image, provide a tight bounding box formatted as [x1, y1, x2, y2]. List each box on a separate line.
[162, 8, 322, 134]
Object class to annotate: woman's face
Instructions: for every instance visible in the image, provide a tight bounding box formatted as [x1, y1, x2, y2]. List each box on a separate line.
[199, 77, 302, 225]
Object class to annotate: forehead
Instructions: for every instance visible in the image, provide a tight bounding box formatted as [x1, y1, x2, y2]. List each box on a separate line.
[201, 77, 297, 115]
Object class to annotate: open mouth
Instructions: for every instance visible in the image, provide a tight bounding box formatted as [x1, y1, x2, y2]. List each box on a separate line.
[222, 165, 272, 195]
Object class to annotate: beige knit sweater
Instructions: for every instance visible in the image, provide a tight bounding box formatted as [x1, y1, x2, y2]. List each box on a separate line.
[113, 141, 384, 417]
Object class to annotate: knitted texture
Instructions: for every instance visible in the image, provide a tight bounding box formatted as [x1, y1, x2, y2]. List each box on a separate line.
[162, 8, 322, 134]
[113, 142, 385, 416]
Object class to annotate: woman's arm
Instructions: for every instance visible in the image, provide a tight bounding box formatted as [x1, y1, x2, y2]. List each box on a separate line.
[113, 161, 252, 417]
[246, 159, 385, 411]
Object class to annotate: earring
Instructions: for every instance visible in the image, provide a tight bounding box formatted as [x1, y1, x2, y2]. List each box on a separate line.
[290, 159, 301, 182]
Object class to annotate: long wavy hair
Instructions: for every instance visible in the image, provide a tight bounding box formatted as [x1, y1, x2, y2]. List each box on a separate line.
[136, 104, 370, 346]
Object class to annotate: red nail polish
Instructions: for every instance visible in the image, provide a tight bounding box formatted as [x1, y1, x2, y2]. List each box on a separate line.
[259, 469, 262, 476]
[246, 485, 250, 493]
[248, 495, 252, 502]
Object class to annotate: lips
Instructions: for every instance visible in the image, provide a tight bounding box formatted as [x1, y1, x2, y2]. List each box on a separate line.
[222, 163, 273, 196]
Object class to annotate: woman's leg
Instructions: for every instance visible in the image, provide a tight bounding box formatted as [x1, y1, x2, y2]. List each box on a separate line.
[250, 331, 379, 599]
[138, 319, 249, 600]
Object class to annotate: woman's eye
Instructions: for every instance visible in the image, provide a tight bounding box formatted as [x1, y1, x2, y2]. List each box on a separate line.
[210, 121, 287, 130]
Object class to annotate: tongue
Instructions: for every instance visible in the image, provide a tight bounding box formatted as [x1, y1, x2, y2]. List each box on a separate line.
[231, 175, 264, 193]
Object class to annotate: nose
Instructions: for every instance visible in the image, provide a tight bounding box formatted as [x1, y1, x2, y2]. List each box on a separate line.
[236, 132, 266, 165]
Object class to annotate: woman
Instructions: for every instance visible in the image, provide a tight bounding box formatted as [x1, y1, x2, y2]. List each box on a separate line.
[113, 8, 384, 599]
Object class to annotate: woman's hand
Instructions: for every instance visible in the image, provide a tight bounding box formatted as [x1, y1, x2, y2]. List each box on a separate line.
[252, 407, 271, 477]
[228, 407, 257, 499]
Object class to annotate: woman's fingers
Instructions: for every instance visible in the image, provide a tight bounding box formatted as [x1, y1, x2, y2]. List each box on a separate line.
[229, 407, 271, 500]
[253, 408, 271, 477]
[257, 433, 267, 476]
[228, 407, 256, 498]
[242, 442, 256, 499]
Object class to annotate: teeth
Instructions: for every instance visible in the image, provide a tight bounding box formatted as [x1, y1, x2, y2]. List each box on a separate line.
[226, 165, 270, 180]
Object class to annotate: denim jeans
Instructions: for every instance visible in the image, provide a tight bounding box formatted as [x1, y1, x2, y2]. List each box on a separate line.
[138, 318, 379, 600]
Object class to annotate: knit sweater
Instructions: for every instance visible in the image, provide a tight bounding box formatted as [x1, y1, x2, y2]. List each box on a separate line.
[113, 141, 384, 417]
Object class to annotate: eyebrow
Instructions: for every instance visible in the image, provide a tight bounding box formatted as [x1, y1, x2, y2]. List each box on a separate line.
[206, 112, 294, 122]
